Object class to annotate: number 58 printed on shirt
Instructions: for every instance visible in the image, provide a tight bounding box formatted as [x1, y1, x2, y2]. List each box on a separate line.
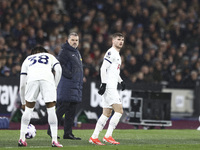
[28, 55, 49, 66]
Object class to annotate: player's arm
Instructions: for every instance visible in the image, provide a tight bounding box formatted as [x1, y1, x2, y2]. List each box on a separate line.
[53, 62, 62, 87]
[19, 62, 27, 108]
[100, 58, 111, 84]
[98, 58, 111, 95]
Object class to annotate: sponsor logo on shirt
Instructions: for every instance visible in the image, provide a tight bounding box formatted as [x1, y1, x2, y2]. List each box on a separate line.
[106, 51, 111, 59]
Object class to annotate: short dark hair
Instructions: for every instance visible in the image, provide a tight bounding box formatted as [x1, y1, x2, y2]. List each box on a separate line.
[31, 46, 48, 55]
[112, 33, 124, 39]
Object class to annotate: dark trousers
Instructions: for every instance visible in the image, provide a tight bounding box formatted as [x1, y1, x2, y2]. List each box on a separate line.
[48, 101, 77, 136]
[56, 101, 77, 135]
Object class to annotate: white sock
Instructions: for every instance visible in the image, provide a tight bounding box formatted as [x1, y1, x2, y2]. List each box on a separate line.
[47, 106, 58, 143]
[20, 106, 34, 141]
[105, 112, 122, 138]
[91, 114, 108, 139]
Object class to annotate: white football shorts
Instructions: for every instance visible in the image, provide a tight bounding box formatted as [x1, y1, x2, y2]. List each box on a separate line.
[25, 80, 56, 103]
[102, 88, 122, 108]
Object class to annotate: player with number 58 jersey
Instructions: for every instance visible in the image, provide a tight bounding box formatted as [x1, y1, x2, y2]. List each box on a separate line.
[19, 46, 63, 147]
[21, 52, 60, 86]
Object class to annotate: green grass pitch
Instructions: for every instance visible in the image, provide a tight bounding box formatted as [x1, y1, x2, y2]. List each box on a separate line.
[0, 129, 200, 150]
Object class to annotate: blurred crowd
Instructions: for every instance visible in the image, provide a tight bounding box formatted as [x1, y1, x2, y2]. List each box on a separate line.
[1, 0, 200, 89]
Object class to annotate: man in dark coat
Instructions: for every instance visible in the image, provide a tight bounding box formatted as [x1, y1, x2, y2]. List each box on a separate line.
[48, 32, 83, 140]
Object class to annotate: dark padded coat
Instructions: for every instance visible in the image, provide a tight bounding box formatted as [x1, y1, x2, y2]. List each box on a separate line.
[57, 41, 83, 103]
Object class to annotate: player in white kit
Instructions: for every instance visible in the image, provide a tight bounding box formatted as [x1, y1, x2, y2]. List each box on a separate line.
[89, 33, 125, 145]
[18, 46, 63, 147]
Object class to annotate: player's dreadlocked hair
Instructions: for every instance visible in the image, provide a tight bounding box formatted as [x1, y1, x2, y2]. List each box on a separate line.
[31, 46, 48, 55]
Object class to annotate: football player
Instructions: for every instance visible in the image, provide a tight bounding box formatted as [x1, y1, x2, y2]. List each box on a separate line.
[89, 33, 126, 145]
[18, 46, 63, 147]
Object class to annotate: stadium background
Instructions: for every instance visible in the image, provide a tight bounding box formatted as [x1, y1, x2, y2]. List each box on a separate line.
[1, 0, 200, 129]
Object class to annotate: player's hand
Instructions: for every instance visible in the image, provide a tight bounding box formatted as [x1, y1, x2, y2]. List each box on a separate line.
[121, 81, 126, 91]
[21, 105, 25, 110]
[98, 83, 106, 95]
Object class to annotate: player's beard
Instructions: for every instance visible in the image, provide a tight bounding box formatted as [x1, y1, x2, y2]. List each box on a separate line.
[72, 43, 78, 48]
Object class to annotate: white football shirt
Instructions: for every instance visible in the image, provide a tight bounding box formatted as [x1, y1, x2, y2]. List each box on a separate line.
[101, 47, 122, 89]
[21, 52, 60, 86]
